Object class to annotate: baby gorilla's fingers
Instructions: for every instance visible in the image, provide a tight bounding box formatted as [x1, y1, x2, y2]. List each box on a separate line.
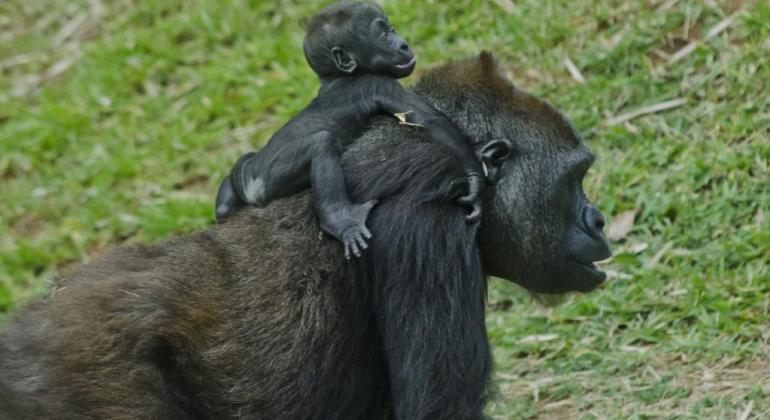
[455, 192, 477, 205]
[360, 224, 372, 240]
[334, 201, 377, 259]
[348, 239, 362, 258]
[455, 172, 482, 205]
[449, 171, 482, 224]
[354, 234, 368, 250]
[465, 202, 482, 224]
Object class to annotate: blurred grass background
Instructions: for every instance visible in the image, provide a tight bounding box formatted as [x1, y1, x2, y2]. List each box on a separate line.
[0, 0, 768, 417]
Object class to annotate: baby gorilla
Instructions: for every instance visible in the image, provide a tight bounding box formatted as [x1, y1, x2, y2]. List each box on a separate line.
[216, 1, 483, 258]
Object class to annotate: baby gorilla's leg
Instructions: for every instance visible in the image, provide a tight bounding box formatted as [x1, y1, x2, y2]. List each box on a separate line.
[215, 176, 247, 222]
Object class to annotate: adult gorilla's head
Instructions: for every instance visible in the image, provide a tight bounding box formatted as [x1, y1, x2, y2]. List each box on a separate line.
[414, 52, 612, 293]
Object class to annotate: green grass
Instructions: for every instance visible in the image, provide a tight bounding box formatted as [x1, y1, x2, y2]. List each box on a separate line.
[1, 0, 768, 417]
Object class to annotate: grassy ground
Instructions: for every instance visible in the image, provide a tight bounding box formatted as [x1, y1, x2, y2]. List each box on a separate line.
[1, 0, 768, 418]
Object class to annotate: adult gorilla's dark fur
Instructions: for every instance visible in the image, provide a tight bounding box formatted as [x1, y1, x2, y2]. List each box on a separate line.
[0, 53, 611, 419]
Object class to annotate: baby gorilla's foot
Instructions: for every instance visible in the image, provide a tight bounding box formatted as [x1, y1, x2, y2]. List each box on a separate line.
[322, 200, 378, 259]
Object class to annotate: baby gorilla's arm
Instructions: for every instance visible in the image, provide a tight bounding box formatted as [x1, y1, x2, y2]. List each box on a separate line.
[310, 131, 377, 258]
[215, 175, 247, 222]
[216, 129, 375, 258]
[377, 87, 483, 223]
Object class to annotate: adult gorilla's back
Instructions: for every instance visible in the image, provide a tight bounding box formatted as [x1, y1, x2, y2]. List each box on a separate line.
[0, 53, 610, 420]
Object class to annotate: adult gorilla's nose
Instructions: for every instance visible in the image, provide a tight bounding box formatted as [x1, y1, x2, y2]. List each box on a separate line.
[582, 204, 606, 237]
[576, 204, 612, 262]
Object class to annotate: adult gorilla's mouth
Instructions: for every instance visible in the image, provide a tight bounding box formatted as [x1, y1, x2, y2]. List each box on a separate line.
[396, 57, 417, 69]
[570, 258, 608, 283]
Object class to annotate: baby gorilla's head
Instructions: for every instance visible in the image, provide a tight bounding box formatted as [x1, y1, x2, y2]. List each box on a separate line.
[303, 2, 416, 79]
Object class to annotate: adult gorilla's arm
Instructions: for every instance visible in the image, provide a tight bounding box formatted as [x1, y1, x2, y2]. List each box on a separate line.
[343, 121, 492, 419]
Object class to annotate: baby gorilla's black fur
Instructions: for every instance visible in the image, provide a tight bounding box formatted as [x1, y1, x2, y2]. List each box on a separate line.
[215, 1, 482, 258]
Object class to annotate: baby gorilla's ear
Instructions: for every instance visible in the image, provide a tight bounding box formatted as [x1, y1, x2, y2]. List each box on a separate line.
[331, 47, 358, 73]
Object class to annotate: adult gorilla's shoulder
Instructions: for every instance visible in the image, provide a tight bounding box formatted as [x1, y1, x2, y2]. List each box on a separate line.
[217, 116, 472, 280]
[228, 110, 477, 291]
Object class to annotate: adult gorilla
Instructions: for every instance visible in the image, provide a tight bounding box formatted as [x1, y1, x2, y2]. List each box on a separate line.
[0, 53, 610, 419]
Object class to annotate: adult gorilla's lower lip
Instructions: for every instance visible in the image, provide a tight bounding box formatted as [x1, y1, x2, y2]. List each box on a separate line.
[396, 57, 416, 69]
[570, 259, 607, 282]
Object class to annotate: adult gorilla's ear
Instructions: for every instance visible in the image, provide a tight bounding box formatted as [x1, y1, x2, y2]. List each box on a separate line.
[479, 139, 513, 185]
[331, 47, 357, 74]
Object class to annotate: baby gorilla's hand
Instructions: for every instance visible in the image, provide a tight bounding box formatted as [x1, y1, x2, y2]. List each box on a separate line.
[326, 200, 378, 259]
[454, 170, 483, 224]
